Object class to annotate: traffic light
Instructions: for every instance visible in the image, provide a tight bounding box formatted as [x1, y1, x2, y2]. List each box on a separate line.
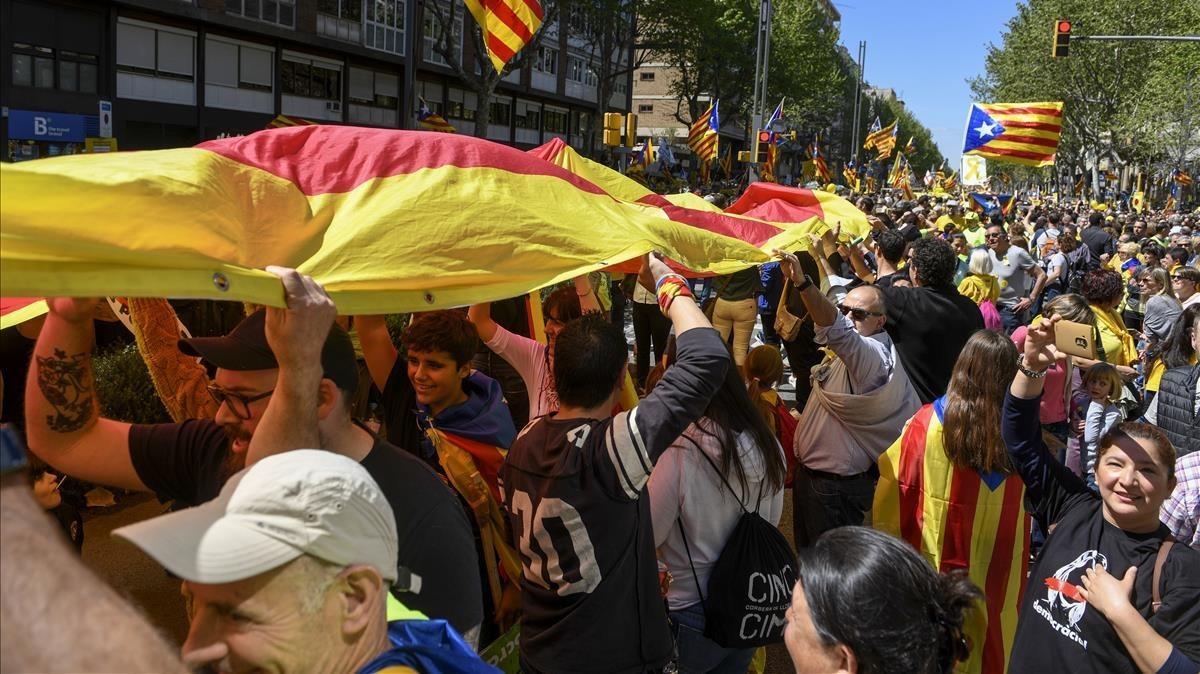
[1052, 19, 1071, 58]
[737, 150, 752, 163]
[624, 113, 637, 148]
[603, 112, 623, 147]
[754, 130, 772, 164]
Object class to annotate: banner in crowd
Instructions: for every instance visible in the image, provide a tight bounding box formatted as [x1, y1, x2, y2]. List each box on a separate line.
[1, 127, 865, 314]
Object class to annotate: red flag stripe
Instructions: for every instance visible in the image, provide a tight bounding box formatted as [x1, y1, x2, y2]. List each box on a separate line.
[938, 466, 982, 573]
[199, 126, 609, 196]
[973, 146, 1054, 161]
[481, 0, 536, 43]
[995, 134, 1060, 148]
[521, 0, 544, 20]
[1001, 120, 1062, 132]
[980, 477, 1027, 674]
[985, 106, 1063, 117]
[486, 32, 517, 63]
[897, 405, 934, 550]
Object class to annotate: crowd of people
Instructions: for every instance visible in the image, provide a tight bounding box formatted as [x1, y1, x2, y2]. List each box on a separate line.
[1, 188, 1198, 674]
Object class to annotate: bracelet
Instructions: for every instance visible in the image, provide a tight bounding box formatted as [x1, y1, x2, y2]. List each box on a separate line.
[656, 277, 694, 316]
[654, 273, 688, 293]
[1017, 355, 1048, 379]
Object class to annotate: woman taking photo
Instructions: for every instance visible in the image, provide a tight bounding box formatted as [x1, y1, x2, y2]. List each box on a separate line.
[873, 330, 1027, 674]
[785, 527, 981, 674]
[649, 364, 786, 673]
[1003, 317, 1200, 674]
[1081, 268, 1139, 372]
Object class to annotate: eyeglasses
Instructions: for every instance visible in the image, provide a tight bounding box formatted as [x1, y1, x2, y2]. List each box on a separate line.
[1173, 275, 1193, 282]
[985, 232, 1008, 240]
[838, 304, 884, 321]
[207, 384, 274, 420]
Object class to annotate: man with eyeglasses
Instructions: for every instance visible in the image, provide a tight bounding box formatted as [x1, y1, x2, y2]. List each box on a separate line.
[23, 281, 485, 644]
[986, 222, 1046, 334]
[776, 250, 921, 548]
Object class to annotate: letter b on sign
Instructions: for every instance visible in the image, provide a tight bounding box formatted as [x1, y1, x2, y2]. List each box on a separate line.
[34, 116, 48, 136]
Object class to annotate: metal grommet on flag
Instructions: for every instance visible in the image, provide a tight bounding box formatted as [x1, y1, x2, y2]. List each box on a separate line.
[211, 272, 230, 292]
[423, 291, 435, 304]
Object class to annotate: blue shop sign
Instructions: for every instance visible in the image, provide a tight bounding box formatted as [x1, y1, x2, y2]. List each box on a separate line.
[8, 109, 88, 142]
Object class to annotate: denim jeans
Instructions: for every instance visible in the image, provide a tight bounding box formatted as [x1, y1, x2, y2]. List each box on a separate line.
[792, 466, 878, 549]
[998, 303, 1028, 336]
[668, 602, 756, 674]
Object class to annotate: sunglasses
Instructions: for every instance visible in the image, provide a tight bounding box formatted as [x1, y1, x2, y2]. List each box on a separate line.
[207, 384, 274, 420]
[985, 232, 1008, 240]
[838, 304, 883, 321]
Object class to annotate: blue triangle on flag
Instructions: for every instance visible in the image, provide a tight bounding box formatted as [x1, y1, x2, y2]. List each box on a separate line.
[962, 105, 1006, 154]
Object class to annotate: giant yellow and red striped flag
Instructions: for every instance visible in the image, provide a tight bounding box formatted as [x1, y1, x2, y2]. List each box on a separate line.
[464, 0, 544, 74]
[873, 399, 1031, 674]
[688, 101, 719, 163]
[2, 127, 869, 314]
[874, 123, 898, 160]
[963, 101, 1064, 167]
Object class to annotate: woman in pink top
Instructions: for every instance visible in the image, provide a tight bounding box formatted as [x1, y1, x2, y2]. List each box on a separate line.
[468, 276, 601, 421]
[1009, 294, 1095, 457]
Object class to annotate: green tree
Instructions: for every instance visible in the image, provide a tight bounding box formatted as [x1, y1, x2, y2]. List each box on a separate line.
[970, 0, 1200, 186]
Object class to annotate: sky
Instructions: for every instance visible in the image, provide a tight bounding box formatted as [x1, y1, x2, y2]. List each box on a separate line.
[833, 0, 1020, 170]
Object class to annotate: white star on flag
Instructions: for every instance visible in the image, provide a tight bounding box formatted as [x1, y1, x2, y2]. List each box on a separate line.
[974, 121, 998, 138]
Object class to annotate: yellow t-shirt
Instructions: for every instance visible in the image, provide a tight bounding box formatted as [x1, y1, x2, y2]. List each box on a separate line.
[962, 224, 987, 248]
[1146, 354, 1200, 392]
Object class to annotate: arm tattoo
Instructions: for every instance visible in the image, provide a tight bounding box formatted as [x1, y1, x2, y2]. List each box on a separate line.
[35, 348, 95, 433]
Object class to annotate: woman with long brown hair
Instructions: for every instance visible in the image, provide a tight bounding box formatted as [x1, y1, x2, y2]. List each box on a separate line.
[872, 330, 1028, 674]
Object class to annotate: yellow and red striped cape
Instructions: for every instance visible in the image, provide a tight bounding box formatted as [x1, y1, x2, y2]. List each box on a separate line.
[873, 398, 1031, 674]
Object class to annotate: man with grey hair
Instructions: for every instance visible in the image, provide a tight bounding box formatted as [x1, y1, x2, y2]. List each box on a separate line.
[775, 250, 921, 547]
[115, 449, 493, 674]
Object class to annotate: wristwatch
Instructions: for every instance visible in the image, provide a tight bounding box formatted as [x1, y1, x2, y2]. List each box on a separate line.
[795, 274, 815, 292]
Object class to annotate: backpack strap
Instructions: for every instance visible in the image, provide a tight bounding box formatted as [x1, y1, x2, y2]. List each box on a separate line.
[1152, 535, 1175, 614]
[681, 434, 751, 514]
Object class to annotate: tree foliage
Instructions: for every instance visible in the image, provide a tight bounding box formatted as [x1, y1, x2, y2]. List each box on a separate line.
[970, 0, 1200, 176]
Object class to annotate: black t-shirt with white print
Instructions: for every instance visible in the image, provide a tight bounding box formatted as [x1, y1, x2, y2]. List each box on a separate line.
[499, 328, 730, 674]
[1003, 393, 1200, 673]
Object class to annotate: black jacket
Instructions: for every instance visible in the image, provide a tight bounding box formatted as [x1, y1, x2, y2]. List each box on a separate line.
[1156, 365, 1200, 457]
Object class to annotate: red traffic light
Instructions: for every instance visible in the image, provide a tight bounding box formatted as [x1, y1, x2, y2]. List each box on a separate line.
[758, 130, 772, 143]
[1057, 20, 1071, 33]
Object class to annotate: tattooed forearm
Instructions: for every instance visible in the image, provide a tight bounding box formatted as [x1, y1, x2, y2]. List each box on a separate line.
[35, 348, 95, 433]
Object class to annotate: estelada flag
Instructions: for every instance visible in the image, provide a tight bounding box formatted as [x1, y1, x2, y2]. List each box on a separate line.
[266, 114, 315, 129]
[963, 101, 1064, 167]
[873, 399, 1030, 674]
[465, 0, 544, 74]
[418, 98, 457, 133]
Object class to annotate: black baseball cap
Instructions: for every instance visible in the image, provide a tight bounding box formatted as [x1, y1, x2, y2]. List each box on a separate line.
[178, 310, 359, 393]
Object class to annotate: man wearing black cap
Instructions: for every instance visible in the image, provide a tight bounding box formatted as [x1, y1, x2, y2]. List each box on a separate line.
[23, 287, 485, 644]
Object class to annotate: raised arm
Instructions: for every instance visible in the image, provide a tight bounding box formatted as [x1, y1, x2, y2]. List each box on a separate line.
[839, 240, 877, 284]
[467, 302, 500, 344]
[775, 249, 837, 327]
[575, 275, 602, 314]
[24, 298, 144, 491]
[127, 298, 219, 422]
[353, 314, 399, 391]
[245, 267, 335, 465]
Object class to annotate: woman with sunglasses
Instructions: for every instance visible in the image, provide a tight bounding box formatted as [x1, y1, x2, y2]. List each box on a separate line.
[1004, 316, 1200, 674]
[1172, 267, 1200, 309]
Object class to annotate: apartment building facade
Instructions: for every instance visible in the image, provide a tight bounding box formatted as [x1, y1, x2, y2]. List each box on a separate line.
[1, 0, 634, 160]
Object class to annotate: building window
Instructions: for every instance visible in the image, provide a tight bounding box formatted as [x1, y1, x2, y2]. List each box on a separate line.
[423, 7, 463, 66]
[638, 103, 653, 113]
[317, 0, 361, 21]
[515, 101, 540, 130]
[365, 0, 405, 54]
[544, 108, 568, 134]
[639, 71, 654, 81]
[349, 67, 398, 108]
[281, 57, 341, 100]
[489, 99, 511, 126]
[226, 0, 295, 28]
[534, 46, 558, 74]
[117, 22, 194, 82]
[567, 56, 596, 87]
[446, 87, 476, 121]
[205, 37, 273, 92]
[12, 43, 97, 92]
